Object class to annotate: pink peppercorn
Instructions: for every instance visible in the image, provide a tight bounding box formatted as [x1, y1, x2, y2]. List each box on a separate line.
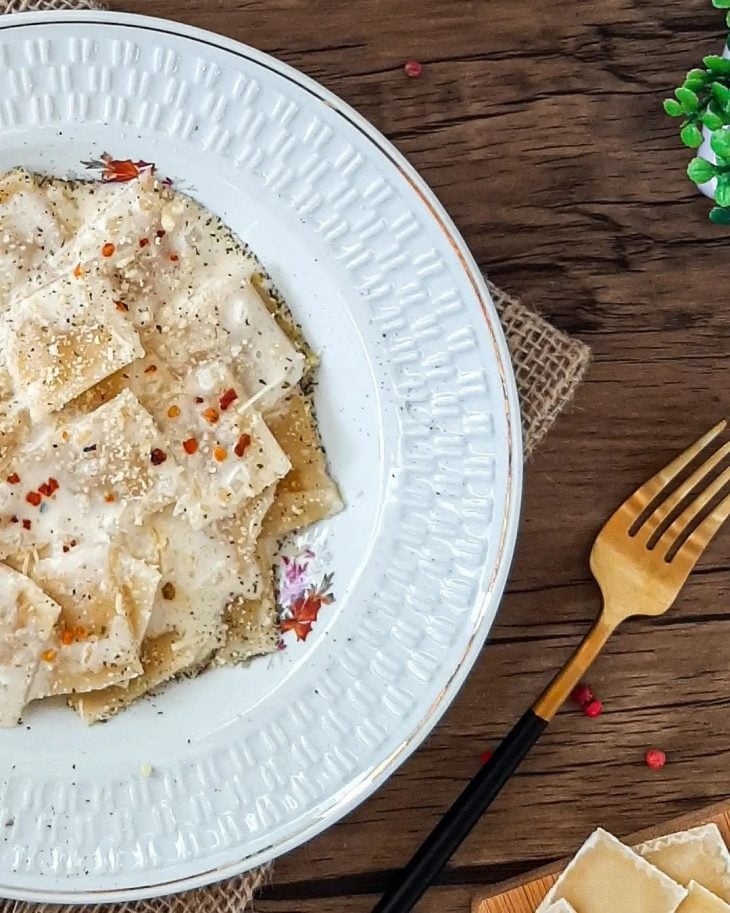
[584, 699, 603, 718]
[570, 683, 594, 707]
[645, 749, 666, 770]
[404, 60, 423, 78]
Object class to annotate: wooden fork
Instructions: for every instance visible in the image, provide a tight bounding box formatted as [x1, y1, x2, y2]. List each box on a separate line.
[373, 421, 730, 913]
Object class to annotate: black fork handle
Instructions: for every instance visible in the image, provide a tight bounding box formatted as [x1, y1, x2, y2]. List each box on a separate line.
[371, 709, 548, 913]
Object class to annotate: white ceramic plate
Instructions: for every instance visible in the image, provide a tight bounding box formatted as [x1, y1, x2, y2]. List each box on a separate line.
[0, 10, 522, 903]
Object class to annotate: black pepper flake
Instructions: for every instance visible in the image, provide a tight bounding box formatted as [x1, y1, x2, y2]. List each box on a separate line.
[82, 444, 97, 453]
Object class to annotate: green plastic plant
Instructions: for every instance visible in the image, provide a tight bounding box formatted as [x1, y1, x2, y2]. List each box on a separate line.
[665, 0, 730, 223]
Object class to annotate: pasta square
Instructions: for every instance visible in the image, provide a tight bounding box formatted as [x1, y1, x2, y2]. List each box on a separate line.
[0, 564, 62, 727]
[2, 272, 143, 419]
[27, 543, 159, 699]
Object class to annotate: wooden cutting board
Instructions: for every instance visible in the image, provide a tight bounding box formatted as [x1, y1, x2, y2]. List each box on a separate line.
[472, 800, 730, 913]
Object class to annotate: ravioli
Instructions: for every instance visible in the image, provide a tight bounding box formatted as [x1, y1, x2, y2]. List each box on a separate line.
[263, 392, 344, 539]
[0, 169, 69, 307]
[126, 358, 291, 529]
[0, 168, 342, 726]
[27, 544, 159, 700]
[0, 564, 62, 727]
[2, 272, 143, 420]
[0, 389, 181, 559]
[0, 365, 27, 473]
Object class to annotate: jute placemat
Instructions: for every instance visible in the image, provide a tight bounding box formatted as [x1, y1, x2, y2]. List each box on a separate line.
[0, 1, 590, 909]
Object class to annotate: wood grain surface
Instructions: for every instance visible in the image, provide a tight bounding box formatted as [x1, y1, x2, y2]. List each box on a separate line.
[110, 0, 730, 910]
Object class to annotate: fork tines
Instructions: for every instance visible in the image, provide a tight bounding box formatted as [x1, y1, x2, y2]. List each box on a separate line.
[625, 420, 730, 562]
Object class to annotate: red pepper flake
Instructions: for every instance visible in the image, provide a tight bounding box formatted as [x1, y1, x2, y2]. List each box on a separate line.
[73, 262, 84, 278]
[61, 629, 74, 646]
[167, 405, 180, 419]
[41, 649, 56, 663]
[234, 433, 252, 458]
[22, 518, 31, 530]
[182, 438, 198, 455]
[6, 473, 20, 484]
[404, 59, 423, 78]
[584, 699, 603, 718]
[100, 157, 154, 183]
[194, 396, 204, 404]
[202, 407, 219, 425]
[38, 477, 59, 498]
[139, 237, 150, 248]
[213, 446, 228, 463]
[25, 491, 42, 507]
[105, 492, 116, 503]
[156, 229, 166, 238]
[169, 253, 179, 263]
[144, 364, 158, 374]
[219, 388, 238, 411]
[74, 625, 88, 640]
[480, 750, 493, 765]
[645, 749, 666, 770]
[150, 448, 167, 466]
[570, 683, 594, 708]
[101, 242, 115, 258]
[114, 300, 129, 313]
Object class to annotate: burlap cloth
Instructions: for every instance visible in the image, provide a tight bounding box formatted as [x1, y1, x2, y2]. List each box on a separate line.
[0, 0, 590, 909]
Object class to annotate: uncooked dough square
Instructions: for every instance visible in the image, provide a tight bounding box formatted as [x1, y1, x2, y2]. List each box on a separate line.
[677, 882, 730, 913]
[536, 828, 687, 913]
[636, 825, 730, 902]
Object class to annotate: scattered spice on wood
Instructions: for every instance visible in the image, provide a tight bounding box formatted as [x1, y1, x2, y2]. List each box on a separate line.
[571, 683, 594, 707]
[645, 749, 666, 770]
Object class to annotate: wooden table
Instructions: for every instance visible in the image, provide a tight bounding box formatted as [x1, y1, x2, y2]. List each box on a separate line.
[114, 0, 730, 909]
